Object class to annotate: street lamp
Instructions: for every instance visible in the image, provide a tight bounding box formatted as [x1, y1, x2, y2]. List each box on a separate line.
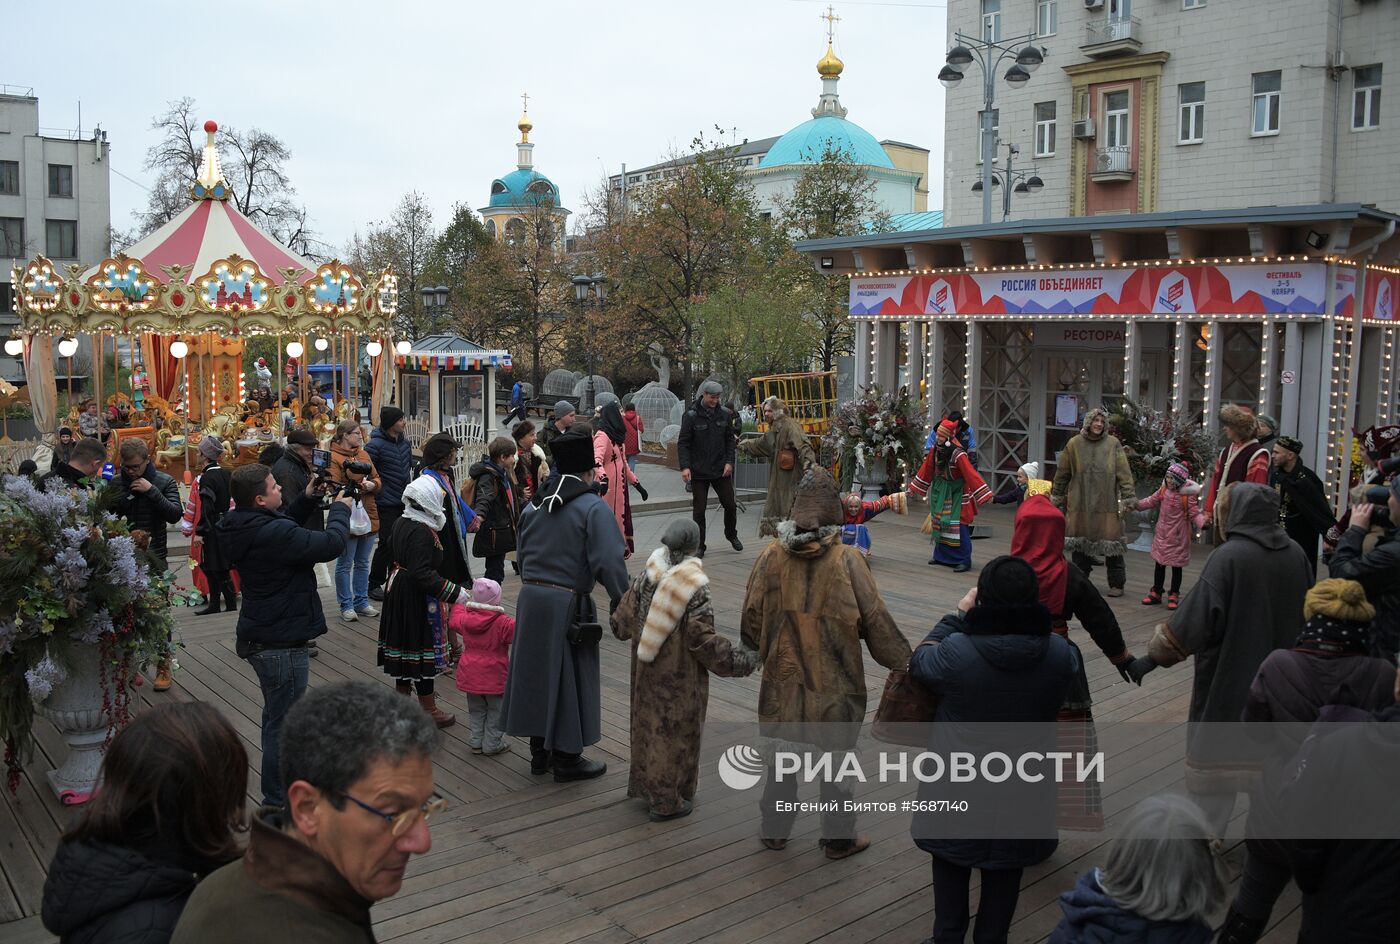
[420, 285, 449, 331]
[969, 143, 1045, 222]
[941, 30, 1048, 223]
[571, 273, 607, 413]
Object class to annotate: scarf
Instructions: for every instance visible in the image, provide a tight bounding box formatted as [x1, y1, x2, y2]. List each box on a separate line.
[401, 475, 447, 531]
[423, 468, 471, 544]
[1010, 494, 1070, 617]
[1294, 614, 1372, 656]
[597, 401, 627, 446]
[635, 548, 708, 663]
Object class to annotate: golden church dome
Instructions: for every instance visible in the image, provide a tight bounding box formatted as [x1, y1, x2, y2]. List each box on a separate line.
[817, 43, 844, 77]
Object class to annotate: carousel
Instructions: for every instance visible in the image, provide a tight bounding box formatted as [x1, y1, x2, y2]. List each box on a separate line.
[7, 120, 400, 473]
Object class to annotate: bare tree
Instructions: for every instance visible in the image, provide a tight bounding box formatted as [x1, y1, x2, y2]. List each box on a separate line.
[345, 192, 435, 337]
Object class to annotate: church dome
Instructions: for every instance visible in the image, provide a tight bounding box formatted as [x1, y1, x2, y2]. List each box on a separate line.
[817, 43, 844, 77]
[487, 169, 562, 209]
[759, 116, 894, 169]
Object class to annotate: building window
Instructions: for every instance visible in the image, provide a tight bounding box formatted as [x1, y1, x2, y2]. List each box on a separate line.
[48, 164, 73, 198]
[1036, 0, 1057, 36]
[981, 0, 1001, 42]
[1103, 91, 1130, 149]
[1108, 0, 1131, 19]
[1182, 0, 1204, 7]
[1, 218, 22, 256]
[0, 161, 17, 196]
[1034, 102, 1057, 157]
[977, 108, 999, 162]
[1178, 82, 1205, 144]
[46, 219, 77, 258]
[1353, 65, 1382, 131]
[1252, 71, 1281, 136]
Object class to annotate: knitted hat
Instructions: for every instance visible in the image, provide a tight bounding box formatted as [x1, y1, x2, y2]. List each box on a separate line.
[420, 432, 458, 469]
[1018, 462, 1039, 479]
[553, 400, 577, 420]
[379, 406, 405, 431]
[1304, 578, 1375, 624]
[937, 417, 959, 437]
[1166, 462, 1190, 487]
[789, 467, 844, 531]
[550, 430, 595, 475]
[661, 518, 701, 559]
[470, 577, 502, 607]
[1276, 436, 1304, 456]
[976, 555, 1041, 607]
[198, 435, 224, 462]
[1256, 413, 1279, 436]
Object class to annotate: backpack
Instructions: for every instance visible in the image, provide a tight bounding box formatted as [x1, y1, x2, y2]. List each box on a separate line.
[460, 475, 477, 509]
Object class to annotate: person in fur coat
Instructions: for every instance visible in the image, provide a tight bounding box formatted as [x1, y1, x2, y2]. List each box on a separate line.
[1130, 462, 1206, 609]
[840, 490, 909, 557]
[1051, 407, 1135, 595]
[610, 519, 757, 821]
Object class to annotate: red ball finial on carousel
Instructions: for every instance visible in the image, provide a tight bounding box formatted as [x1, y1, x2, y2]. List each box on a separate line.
[204, 120, 218, 134]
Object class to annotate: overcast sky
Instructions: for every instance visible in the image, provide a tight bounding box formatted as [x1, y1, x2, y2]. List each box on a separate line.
[12, 0, 948, 253]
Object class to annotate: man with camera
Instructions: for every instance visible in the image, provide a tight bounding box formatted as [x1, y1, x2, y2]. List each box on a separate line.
[1328, 479, 1400, 664]
[272, 428, 327, 531]
[219, 462, 352, 807]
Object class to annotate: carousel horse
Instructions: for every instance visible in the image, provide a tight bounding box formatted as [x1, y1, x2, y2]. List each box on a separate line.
[154, 414, 191, 473]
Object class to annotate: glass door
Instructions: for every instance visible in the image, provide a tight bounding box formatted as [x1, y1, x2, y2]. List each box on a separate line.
[1043, 355, 1093, 480]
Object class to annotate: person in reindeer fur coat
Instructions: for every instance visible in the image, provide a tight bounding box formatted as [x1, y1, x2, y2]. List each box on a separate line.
[610, 518, 758, 821]
[1051, 407, 1135, 596]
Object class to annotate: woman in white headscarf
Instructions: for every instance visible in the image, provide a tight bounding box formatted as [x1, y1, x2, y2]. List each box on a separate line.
[378, 475, 466, 728]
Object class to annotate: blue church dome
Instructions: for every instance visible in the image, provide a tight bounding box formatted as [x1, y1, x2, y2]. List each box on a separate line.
[759, 116, 894, 169]
[488, 169, 563, 208]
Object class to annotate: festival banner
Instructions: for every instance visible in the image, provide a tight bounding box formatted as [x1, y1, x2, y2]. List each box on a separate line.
[850, 263, 1332, 318]
[1335, 268, 1399, 321]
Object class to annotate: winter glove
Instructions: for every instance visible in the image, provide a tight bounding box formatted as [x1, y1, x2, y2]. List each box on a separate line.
[633, 481, 649, 502]
[593, 479, 609, 497]
[1124, 655, 1157, 685]
[734, 648, 761, 677]
[740, 647, 762, 676]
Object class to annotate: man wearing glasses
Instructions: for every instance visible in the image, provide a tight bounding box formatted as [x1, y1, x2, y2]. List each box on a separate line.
[112, 438, 183, 571]
[173, 681, 443, 943]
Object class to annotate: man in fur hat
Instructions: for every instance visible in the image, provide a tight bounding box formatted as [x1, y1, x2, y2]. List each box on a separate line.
[737, 396, 816, 537]
[501, 430, 630, 781]
[740, 467, 912, 859]
[1204, 404, 1272, 531]
[1270, 435, 1332, 575]
[1050, 407, 1135, 596]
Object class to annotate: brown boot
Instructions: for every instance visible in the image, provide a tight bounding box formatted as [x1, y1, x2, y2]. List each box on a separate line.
[418, 694, 456, 728]
[152, 656, 173, 692]
[395, 681, 413, 696]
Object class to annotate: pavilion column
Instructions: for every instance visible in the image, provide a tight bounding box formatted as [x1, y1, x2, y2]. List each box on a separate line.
[485, 366, 498, 439]
[927, 320, 946, 423]
[1383, 327, 1398, 425]
[964, 319, 983, 439]
[1281, 320, 1303, 436]
[875, 321, 900, 392]
[906, 321, 925, 403]
[1258, 318, 1278, 419]
[428, 362, 441, 432]
[1203, 318, 1223, 424]
[1317, 318, 1342, 509]
[1123, 319, 1141, 404]
[854, 320, 873, 394]
[1170, 320, 1191, 413]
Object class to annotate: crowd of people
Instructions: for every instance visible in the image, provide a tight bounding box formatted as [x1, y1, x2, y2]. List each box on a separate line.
[19, 385, 1400, 944]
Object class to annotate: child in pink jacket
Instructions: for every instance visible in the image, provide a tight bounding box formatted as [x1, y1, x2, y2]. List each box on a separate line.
[451, 578, 516, 755]
[1131, 462, 1206, 610]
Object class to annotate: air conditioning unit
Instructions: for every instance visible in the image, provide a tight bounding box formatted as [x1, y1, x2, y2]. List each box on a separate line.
[1084, 0, 1104, 8]
[1072, 118, 1096, 139]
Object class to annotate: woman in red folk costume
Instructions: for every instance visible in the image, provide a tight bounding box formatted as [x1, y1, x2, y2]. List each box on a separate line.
[910, 418, 992, 573]
[1011, 493, 1142, 829]
[1204, 404, 1271, 540]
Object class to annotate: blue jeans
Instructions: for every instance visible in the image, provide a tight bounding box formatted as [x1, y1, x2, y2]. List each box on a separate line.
[336, 534, 376, 611]
[246, 646, 310, 807]
[626, 455, 638, 473]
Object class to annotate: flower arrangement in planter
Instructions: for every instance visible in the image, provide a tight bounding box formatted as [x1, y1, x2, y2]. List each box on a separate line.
[1108, 399, 1217, 487]
[824, 385, 927, 491]
[0, 476, 175, 793]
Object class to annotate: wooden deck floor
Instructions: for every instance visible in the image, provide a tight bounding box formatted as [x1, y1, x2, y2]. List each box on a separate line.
[2, 503, 1303, 943]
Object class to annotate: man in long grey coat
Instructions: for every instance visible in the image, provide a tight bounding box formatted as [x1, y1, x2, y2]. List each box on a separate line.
[502, 430, 630, 781]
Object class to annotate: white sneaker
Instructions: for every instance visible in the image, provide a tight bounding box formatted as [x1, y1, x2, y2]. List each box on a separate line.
[341, 608, 358, 621]
[355, 605, 379, 618]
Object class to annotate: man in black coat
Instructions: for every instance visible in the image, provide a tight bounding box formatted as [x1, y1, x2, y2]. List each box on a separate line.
[271, 427, 326, 531]
[538, 400, 576, 465]
[111, 439, 183, 570]
[219, 463, 351, 807]
[365, 406, 412, 600]
[40, 436, 107, 489]
[1329, 481, 1400, 663]
[1271, 436, 1333, 575]
[678, 380, 741, 556]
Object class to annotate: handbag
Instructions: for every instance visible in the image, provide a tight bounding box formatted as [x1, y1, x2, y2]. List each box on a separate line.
[348, 501, 372, 536]
[566, 592, 603, 646]
[778, 446, 797, 472]
[872, 642, 940, 746]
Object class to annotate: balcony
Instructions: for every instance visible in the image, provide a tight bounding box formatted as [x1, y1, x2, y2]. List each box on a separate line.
[1091, 146, 1134, 182]
[1082, 15, 1142, 58]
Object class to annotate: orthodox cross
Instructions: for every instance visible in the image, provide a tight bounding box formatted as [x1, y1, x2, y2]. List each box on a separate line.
[821, 5, 840, 43]
[520, 91, 529, 112]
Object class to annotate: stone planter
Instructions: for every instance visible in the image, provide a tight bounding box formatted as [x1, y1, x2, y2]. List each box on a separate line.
[1126, 480, 1157, 553]
[35, 644, 110, 805]
[854, 457, 889, 502]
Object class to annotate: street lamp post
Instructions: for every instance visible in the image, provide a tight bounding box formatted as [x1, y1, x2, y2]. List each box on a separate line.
[969, 142, 1045, 221]
[419, 284, 449, 333]
[939, 31, 1046, 225]
[571, 273, 608, 413]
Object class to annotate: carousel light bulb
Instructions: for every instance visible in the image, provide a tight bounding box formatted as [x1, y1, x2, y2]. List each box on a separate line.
[57, 337, 78, 357]
[169, 340, 189, 359]
[286, 341, 304, 358]
[396, 340, 412, 355]
[4, 338, 22, 356]
[314, 337, 329, 351]
[365, 340, 383, 357]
